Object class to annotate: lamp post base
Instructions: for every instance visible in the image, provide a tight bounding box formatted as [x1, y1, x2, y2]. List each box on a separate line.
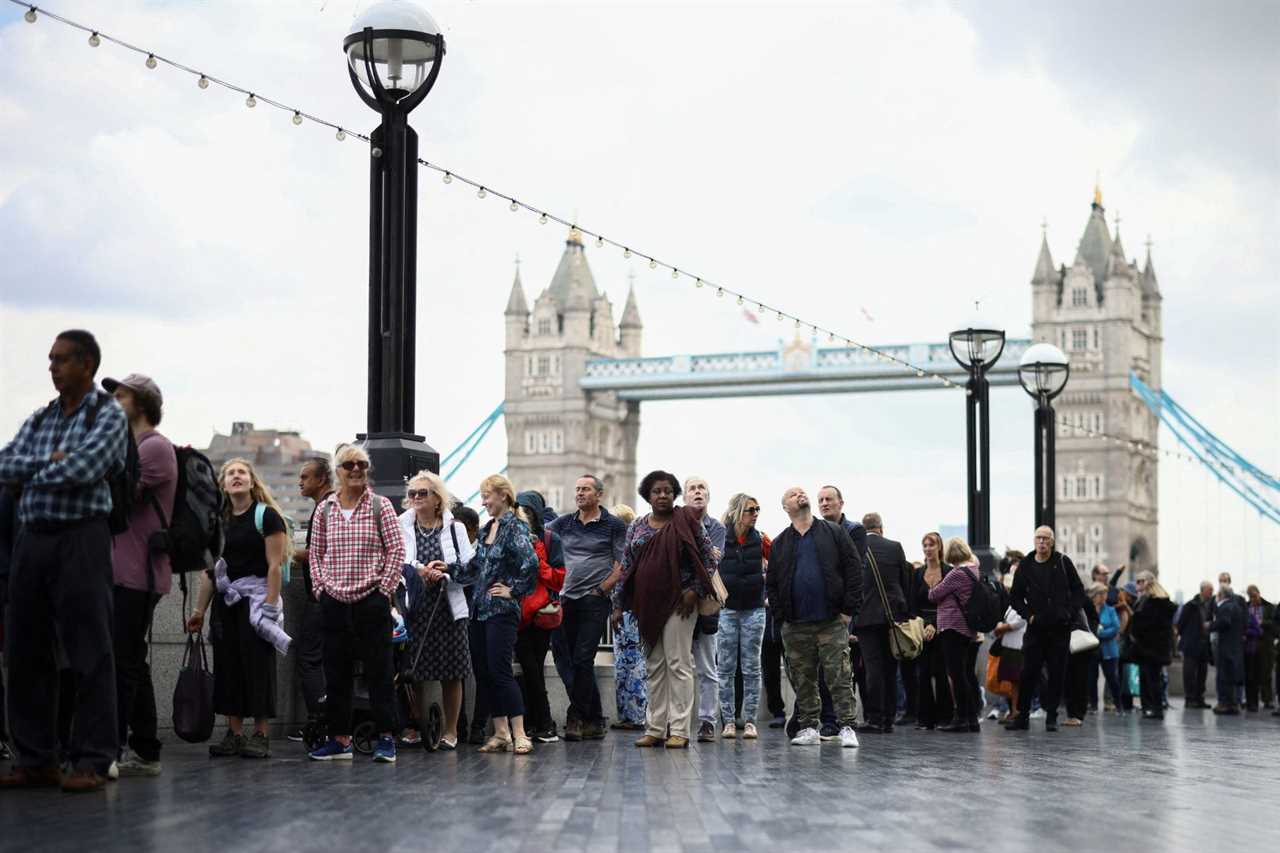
[355, 432, 440, 506]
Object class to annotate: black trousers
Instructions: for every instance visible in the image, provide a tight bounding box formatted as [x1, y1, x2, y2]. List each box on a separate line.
[1065, 651, 1096, 720]
[855, 625, 898, 727]
[941, 630, 976, 723]
[561, 594, 610, 724]
[113, 586, 161, 761]
[916, 637, 953, 727]
[321, 592, 395, 736]
[899, 656, 918, 719]
[6, 519, 117, 773]
[471, 611, 523, 719]
[761, 609, 786, 718]
[1017, 625, 1070, 720]
[1138, 662, 1164, 714]
[295, 593, 326, 718]
[1182, 656, 1208, 703]
[515, 626, 553, 733]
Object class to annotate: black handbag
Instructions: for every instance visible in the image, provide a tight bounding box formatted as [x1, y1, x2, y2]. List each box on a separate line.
[173, 633, 216, 743]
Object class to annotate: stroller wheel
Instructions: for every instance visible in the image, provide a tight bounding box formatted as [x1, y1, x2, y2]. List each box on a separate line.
[422, 703, 444, 752]
[352, 720, 377, 755]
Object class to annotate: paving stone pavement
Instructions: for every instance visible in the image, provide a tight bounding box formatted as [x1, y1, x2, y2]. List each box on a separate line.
[2, 710, 1276, 853]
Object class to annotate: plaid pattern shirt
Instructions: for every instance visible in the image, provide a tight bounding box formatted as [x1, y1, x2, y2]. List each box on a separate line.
[309, 488, 405, 603]
[0, 388, 127, 525]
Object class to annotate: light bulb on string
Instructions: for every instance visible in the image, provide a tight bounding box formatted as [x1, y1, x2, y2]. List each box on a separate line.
[649, 259, 657, 269]
[671, 269, 678, 279]
[623, 248, 631, 258]
[88, 32, 100, 47]
[596, 236, 604, 248]
[335, 128, 346, 141]
[737, 296, 744, 305]
[509, 200, 518, 212]
[442, 172, 452, 184]
[695, 279, 703, 288]
[916, 369, 925, 377]
[245, 93, 257, 108]
[146, 54, 157, 69]
[477, 187, 487, 199]
[198, 75, 209, 89]
[776, 311, 784, 322]
[716, 288, 724, 298]
[24, 7, 36, 23]
[794, 319, 801, 329]
[539, 213, 548, 225]
[292, 112, 303, 126]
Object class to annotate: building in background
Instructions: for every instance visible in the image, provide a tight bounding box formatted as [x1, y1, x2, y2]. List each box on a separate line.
[202, 421, 327, 527]
[1030, 189, 1163, 577]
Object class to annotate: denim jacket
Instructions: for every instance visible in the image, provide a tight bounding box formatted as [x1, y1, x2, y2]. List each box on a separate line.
[455, 511, 538, 622]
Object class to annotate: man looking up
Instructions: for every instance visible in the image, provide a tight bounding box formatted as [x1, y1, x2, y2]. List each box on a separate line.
[0, 330, 127, 792]
[288, 457, 334, 745]
[684, 476, 726, 742]
[548, 475, 628, 741]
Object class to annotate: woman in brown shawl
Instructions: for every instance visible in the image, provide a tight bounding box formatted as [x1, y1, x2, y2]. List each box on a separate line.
[611, 471, 715, 749]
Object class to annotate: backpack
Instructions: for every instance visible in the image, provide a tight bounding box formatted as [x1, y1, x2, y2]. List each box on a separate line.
[147, 446, 223, 575]
[963, 566, 1005, 633]
[34, 390, 137, 535]
[254, 502, 295, 585]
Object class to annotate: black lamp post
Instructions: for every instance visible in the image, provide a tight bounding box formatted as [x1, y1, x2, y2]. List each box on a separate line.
[344, 0, 445, 499]
[949, 313, 1006, 574]
[1018, 342, 1070, 530]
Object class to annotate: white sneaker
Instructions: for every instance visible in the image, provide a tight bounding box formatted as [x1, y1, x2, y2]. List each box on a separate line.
[986, 709, 1000, 720]
[106, 760, 119, 781]
[117, 751, 162, 777]
[839, 726, 859, 748]
[790, 727, 821, 746]
[1029, 709, 1046, 719]
[722, 723, 736, 739]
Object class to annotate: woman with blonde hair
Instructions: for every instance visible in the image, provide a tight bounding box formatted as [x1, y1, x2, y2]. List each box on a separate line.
[925, 538, 982, 733]
[715, 493, 771, 739]
[397, 470, 475, 750]
[910, 531, 953, 729]
[453, 474, 539, 754]
[187, 458, 290, 758]
[306, 444, 405, 763]
[1127, 570, 1176, 720]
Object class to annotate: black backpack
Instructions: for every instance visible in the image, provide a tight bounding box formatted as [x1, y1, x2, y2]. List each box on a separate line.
[147, 446, 224, 575]
[963, 567, 1006, 633]
[34, 390, 137, 535]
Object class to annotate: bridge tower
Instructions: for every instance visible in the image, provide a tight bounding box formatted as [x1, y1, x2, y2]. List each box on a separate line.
[503, 228, 641, 511]
[1030, 187, 1163, 576]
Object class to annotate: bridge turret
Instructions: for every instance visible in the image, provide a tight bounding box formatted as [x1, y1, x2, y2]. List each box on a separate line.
[619, 282, 643, 357]
[504, 265, 529, 350]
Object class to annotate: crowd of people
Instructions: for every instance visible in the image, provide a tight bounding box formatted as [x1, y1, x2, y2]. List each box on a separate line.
[1, 330, 1277, 794]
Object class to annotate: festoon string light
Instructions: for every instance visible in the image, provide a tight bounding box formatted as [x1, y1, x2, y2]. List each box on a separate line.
[10, 1, 1201, 469]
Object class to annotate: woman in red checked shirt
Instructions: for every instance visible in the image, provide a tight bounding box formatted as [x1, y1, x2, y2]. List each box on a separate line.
[305, 444, 405, 764]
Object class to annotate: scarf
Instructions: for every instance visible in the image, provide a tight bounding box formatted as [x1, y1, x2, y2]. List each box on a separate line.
[628, 506, 712, 649]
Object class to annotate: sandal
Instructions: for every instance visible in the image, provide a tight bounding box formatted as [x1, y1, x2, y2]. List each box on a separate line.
[438, 735, 457, 751]
[477, 735, 512, 753]
[513, 736, 534, 755]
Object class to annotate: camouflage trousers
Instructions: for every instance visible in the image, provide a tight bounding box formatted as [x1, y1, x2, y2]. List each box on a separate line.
[781, 617, 857, 730]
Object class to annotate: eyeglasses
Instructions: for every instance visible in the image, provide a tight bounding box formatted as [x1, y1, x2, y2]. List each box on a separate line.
[339, 460, 370, 472]
[407, 489, 433, 499]
[744, 507, 760, 514]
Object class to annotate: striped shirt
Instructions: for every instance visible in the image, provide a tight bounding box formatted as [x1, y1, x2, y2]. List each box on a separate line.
[309, 488, 405, 603]
[928, 560, 980, 638]
[0, 388, 126, 525]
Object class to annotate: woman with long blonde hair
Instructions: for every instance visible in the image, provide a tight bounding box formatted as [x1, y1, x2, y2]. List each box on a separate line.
[714, 493, 771, 739]
[187, 458, 290, 758]
[925, 538, 982, 733]
[1128, 570, 1177, 720]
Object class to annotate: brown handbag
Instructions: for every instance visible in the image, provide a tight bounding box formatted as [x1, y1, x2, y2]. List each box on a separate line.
[867, 549, 926, 661]
[698, 570, 730, 616]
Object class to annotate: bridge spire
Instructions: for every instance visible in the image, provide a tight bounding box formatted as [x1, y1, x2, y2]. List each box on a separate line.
[505, 259, 528, 315]
[1032, 223, 1057, 285]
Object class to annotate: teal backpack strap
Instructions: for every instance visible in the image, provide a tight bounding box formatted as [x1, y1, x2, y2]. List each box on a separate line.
[254, 502, 266, 534]
[254, 503, 290, 585]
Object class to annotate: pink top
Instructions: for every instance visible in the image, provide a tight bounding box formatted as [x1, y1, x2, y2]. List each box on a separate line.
[928, 561, 979, 638]
[111, 430, 178, 594]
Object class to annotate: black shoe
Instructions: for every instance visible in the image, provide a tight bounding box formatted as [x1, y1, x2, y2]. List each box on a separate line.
[532, 727, 560, 744]
[819, 722, 840, 740]
[894, 714, 916, 726]
[767, 716, 786, 729]
[1005, 717, 1029, 731]
[938, 719, 968, 733]
[915, 723, 935, 731]
[697, 721, 716, 742]
[853, 723, 887, 734]
[1045, 718, 1059, 732]
[785, 716, 800, 739]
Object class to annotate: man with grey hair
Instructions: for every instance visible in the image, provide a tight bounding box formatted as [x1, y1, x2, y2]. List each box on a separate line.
[1211, 582, 1245, 715]
[683, 476, 726, 742]
[548, 474, 628, 740]
[1176, 581, 1215, 709]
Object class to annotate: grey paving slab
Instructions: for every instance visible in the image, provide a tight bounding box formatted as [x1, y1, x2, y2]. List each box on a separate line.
[1, 710, 1276, 853]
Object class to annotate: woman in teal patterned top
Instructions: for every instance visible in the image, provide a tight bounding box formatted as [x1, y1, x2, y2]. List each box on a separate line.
[451, 474, 539, 753]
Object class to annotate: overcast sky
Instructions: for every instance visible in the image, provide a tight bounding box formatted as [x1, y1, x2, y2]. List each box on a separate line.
[1, 0, 1277, 599]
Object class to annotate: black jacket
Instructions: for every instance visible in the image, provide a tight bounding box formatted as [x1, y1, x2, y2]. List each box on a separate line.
[1129, 596, 1177, 665]
[766, 519, 860, 625]
[909, 564, 954, 627]
[1176, 595, 1214, 660]
[719, 528, 766, 611]
[855, 533, 911, 627]
[1009, 551, 1084, 629]
[1211, 596, 1245, 670]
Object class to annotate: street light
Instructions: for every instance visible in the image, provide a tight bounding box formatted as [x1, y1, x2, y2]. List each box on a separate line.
[1018, 342, 1070, 530]
[343, 0, 446, 498]
[949, 311, 1006, 574]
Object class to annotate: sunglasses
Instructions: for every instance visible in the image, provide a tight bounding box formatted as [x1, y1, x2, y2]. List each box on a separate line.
[407, 489, 433, 499]
[339, 460, 370, 472]
[744, 507, 760, 514]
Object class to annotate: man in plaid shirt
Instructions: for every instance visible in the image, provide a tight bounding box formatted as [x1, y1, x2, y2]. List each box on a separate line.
[0, 330, 127, 793]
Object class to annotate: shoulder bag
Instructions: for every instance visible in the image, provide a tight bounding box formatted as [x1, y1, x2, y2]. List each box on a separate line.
[1069, 607, 1100, 654]
[867, 548, 925, 660]
[172, 633, 215, 743]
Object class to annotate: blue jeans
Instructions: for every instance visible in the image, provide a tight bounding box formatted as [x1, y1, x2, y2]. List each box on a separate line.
[716, 608, 766, 725]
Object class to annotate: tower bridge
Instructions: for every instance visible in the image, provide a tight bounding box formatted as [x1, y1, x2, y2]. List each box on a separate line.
[501, 194, 1166, 573]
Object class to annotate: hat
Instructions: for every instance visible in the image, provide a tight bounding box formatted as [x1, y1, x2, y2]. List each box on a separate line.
[102, 373, 162, 407]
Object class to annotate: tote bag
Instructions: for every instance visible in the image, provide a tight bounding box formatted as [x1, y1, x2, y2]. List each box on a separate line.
[173, 633, 216, 743]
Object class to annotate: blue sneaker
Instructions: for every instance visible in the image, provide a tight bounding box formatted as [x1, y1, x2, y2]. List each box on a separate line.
[308, 739, 353, 761]
[373, 735, 396, 763]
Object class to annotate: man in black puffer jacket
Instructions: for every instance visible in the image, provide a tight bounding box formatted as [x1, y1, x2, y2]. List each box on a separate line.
[1008, 525, 1084, 732]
